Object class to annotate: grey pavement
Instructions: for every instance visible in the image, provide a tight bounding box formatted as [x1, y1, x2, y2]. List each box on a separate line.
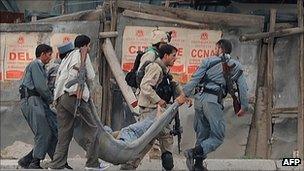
[1, 155, 303, 171]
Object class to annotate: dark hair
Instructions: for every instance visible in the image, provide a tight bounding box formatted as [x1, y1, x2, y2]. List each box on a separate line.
[216, 39, 232, 54]
[59, 49, 73, 59]
[74, 35, 91, 48]
[35, 44, 52, 58]
[158, 44, 178, 59]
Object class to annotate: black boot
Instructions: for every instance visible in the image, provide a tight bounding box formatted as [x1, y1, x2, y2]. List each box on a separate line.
[194, 157, 208, 171]
[183, 146, 204, 171]
[28, 158, 42, 169]
[161, 151, 174, 170]
[65, 162, 73, 170]
[18, 150, 33, 168]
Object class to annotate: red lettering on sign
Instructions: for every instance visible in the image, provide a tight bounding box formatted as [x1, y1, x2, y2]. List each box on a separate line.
[200, 32, 208, 40]
[177, 48, 183, 56]
[210, 49, 216, 56]
[18, 52, 25, 60]
[9, 52, 33, 61]
[136, 30, 144, 37]
[129, 46, 137, 54]
[9, 52, 16, 60]
[191, 49, 217, 58]
[191, 49, 197, 57]
[128, 46, 148, 54]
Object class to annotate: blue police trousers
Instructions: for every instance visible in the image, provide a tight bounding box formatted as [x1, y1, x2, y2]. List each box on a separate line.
[194, 101, 225, 157]
[20, 96, 58, 160]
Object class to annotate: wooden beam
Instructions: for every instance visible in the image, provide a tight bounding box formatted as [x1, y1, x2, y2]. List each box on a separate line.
[297, 0, 304, 161]
[0, 23, 53, 32]
[122, 10, 208, 28]
[265, 9, 276, 158]
[110, 0, 118, 49]
[117, 0, 264, 29]
[99, 31, 118, 38]
[240, 27, 304, 42]
[272, 114, 298, 118]
[271, 107, 298, 114]
[102, 38, 139, 114]
[275, 22, 297, 30]
[246, 42, 268, 157]
[97, 13, 107, 125]
[38, 9, 103, 22]
[100, 4, 111, 125]
[255, 87, 269, 158]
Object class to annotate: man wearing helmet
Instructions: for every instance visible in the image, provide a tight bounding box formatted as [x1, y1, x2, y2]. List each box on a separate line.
[121, 30, 177, 170]
[137, 29, 171, 70]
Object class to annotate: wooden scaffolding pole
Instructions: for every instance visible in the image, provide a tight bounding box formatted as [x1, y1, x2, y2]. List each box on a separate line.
[255, 9, 276, 158]
[266, 9, 276, 158]
[102, 38, 138, 113]
[100, 1, 112, 125]
[240, 27, 304, 42]
[246, 37, 268, 157]
[122, 10, 208, 28]
[39, 9, 104, 22]
[117, 0, 264, 29]
[297, 0, 304, 160]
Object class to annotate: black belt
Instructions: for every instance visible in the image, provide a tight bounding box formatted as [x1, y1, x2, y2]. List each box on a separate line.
[203, 88, 220, 96]
[202, 88, 224, 105]
[195, 87, 224, 104]
[19, 87, 40, 99]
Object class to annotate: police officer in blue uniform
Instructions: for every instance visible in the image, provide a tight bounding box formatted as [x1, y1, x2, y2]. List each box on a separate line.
[18, 44, 57, 169]
[182, 39, 249, 171]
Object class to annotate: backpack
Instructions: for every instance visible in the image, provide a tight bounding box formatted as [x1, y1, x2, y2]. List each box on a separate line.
[125, 48, 157, 88]
[155, 73, 174, 103]
[125, 51, 145, 88]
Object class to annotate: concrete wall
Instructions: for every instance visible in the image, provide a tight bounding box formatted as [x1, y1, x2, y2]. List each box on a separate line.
[271, 35, 299, 158]
[0, 21, 101, 157]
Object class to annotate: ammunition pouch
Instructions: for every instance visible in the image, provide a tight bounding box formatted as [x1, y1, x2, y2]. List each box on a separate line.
[19, 86, 40, 99]
[155, 74, 174, 104]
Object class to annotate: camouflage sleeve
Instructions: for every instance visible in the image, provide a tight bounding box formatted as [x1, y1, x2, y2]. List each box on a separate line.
[140, 63, 162, 104]
[138, 51, 156, 70]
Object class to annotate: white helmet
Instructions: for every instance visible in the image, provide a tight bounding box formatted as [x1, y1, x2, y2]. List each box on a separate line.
[150, 29, 170, 45]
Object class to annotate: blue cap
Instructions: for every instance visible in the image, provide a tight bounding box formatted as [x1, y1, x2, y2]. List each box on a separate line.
[57, 42, 74, 54]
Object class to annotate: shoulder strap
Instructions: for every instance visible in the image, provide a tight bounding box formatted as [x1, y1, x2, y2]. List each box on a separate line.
[198, 58, 224, 85]
[138, 60, 154, 73]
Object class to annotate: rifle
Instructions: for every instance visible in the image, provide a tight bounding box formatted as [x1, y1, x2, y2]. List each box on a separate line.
[171, 110, 183, 153]
[156, 73, 183, 153]
[65, 47, 88, 117]
[170, 90, 183, 154]
[222, 62, 242, 116]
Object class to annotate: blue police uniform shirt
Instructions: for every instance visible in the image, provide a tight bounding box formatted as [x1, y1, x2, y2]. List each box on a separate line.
[183, 56, 249, 111]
